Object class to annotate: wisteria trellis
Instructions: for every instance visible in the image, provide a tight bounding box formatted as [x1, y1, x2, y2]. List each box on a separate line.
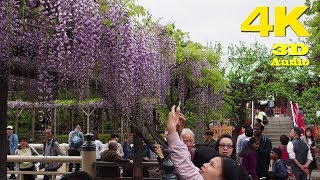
[1, 0, 176, 129]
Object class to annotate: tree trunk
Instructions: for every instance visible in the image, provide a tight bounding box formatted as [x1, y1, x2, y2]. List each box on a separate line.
[132, 133, 143, 180]
[1, 0, 12, 177]
[232, 101, 247, 142]
[195, 111, 205, 144]
[0, 66, 8, 180]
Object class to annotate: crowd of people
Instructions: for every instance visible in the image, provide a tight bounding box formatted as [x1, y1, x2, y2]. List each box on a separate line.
[6, 104, 318, 180]
[161, 105, 317, 180]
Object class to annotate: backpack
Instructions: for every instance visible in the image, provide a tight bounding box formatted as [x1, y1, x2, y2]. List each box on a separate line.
[262, 115, 269, 125]
[70, 132, 82, 149]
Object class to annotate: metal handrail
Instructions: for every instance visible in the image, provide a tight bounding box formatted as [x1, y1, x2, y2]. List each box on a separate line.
[290, 101, 298, 127]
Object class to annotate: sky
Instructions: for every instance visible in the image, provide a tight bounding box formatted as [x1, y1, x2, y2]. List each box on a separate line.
[137, 0, 310, 50]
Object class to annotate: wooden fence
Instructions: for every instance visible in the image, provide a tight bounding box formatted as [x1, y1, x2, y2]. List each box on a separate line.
[210, 126, 233, 140]
[316, 124, 320, 139]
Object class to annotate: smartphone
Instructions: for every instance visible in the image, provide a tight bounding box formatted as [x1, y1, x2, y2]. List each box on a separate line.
[178, 101, 181, 108]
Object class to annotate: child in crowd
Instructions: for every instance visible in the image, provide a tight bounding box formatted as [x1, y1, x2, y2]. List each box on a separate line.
[269, 147, 288, 180]
[278, 135, 289, 161]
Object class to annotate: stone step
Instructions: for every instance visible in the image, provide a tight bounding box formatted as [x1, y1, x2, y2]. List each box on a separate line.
[264, 134, 289, 139]
[264, 127, 292, 131]
[271, 142, 281, 148]
[265, 122, 293, 128]
[265, 122, 293, 125]
[263, 129, 292, 134]
[253, 114, 294, 150]
[269, 137, 285, 142]
[264, 125, 293, 131]
[264, 126, 293, 130]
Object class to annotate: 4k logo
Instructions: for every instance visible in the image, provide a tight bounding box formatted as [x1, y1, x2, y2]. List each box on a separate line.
[241, 6, 310, 37]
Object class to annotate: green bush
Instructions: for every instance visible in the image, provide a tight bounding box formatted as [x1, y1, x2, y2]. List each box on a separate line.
[55, 134, 69, 143]
[99, 134, 111, 144]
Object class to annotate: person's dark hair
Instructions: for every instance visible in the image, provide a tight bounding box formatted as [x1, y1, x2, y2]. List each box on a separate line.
[254, 123, 264, 131]
[215, 134, 236, 161]
[293, 127, 302, 137]
[193, 145, 218, 168]
[204, 130, 213, 136]
[45, 128, 54, 134]
[239, 136, 259, 157]
[221, 156, 251, 180]
[258, 106, 265, 111]
[111, 133, 119, 139]
[271, 147, 282, 159]
[123, 133, 133, 141]
[242, 123, 250, 129]
[19, 136, 29, 143]
[304, 127, 315, 146]
[244, 127, 253, 137]
[93, 132, 99, 141]
[280, 135, 289, 145]
[60, 171, 93, 180]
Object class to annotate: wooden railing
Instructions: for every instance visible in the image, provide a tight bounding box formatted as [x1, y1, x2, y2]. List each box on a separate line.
[7, 155, 162, 180]
[94, 161, 161, 180]
[7, 155, 81, 180]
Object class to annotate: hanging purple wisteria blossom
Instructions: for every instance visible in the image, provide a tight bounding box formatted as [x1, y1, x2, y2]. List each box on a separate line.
[5, 0, 176, 131]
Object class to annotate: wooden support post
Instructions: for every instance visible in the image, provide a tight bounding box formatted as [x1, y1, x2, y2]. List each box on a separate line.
[101, 109, 106, 134]
[31, 108, 35, 141]
[121, 116, 124, 141]
[14, 108, 24, 135]
[81, 107, 96, 134]
[54, 108, 57, 139]
[71, 108, 74, 130]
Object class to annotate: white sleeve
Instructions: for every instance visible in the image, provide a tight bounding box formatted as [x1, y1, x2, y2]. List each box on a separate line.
[287, 142, 295, 160]
[236, 135, 242, 156]
[98, 141, 104, 151]
[117, 143, 124, 158]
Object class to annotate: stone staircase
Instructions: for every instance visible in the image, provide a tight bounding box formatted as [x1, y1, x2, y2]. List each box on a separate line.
[263, 115, 294, 147]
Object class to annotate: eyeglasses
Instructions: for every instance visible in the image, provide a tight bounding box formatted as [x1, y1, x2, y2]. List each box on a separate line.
[219, 144, 233, 149]
[183, 140, 194, 145]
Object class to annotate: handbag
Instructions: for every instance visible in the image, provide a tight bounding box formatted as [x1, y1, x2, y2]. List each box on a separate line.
[311, 147, 316, 155]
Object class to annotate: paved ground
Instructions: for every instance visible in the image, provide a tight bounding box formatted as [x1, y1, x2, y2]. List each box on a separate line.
[312, 170, 320, 180]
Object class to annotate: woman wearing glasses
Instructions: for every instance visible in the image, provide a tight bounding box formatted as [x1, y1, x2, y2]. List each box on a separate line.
[215, 134, 236, 161]
[239, 136, 260, 180]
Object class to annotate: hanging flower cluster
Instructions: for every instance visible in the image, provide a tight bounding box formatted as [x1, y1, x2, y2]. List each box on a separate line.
[98, 0, 176, 116]
[4, 0, 176, 127]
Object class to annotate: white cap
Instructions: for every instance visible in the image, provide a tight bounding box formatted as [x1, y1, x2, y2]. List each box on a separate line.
[7, 125, 13, 130]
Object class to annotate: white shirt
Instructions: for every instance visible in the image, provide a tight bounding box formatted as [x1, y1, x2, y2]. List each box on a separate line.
[94, 140, 105, 160]
[236, 133, 247, 156]
[287, 141, 313, 161]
